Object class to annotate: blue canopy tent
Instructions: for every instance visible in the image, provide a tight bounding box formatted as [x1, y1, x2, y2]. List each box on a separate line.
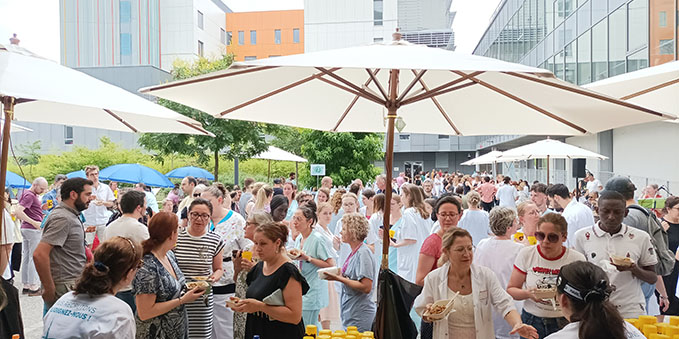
[5, 170, 29, 188]
[99, 164, 174, 188]
[66, 170, 86, 179]
[166, 166, 214, 180]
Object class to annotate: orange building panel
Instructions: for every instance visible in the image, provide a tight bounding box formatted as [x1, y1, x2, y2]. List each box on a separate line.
[226, 10, 304, 61]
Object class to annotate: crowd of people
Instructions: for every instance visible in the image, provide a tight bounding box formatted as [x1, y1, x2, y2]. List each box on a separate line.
[1, 167, 678, 339]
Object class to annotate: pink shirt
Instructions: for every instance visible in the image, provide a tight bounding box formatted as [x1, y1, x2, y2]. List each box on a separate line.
[19, 189, 43, 229]
[476, 183, 497, 203]
[420, 233, 442, 272]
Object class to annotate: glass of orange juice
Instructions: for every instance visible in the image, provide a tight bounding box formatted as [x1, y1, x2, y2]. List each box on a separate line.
[242, 250, 252, 261]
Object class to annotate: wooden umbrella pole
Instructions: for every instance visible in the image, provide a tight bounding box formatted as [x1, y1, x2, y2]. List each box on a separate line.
[381, 68, 400, 269]
[267, 159, 271, 182]
[0, 96, 15, 242]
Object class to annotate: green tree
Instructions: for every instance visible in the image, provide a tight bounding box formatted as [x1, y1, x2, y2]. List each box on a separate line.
[138, 54, 270, 181]
[15, 140, 41, 178]
[269, 126, 307, 155]
[299, 130, 383, 187]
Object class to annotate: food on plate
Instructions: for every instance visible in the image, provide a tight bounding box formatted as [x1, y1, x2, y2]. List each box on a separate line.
[288, 249, 301, 259]
[186, 281, 210, 291]
[191, 276, 209, 281]
[429, 304, 446, 315]
[610, 255, 633, 267]
[226, 296, 240, 308]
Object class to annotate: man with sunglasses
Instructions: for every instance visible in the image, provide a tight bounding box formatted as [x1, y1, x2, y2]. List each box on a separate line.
[573, 190, 658, 318]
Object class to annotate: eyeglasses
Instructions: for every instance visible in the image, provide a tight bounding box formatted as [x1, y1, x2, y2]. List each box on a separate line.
[438, 213, 459, 219]
[193, 193, 201, 197]
[535, 231, 561, 243]
[189, 212, 211, 219]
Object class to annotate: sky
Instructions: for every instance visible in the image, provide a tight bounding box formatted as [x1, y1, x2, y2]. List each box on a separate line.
[0, 0, 502, 62]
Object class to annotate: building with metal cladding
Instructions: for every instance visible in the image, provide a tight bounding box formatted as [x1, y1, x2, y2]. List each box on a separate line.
[10, 0, 230, 155]
[473, 0, 679, 190]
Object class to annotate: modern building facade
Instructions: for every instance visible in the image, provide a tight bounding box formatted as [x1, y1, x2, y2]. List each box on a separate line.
[60, 0, 230, 70]
[473, 0, 679, 190]
[226, 10, 304, 61]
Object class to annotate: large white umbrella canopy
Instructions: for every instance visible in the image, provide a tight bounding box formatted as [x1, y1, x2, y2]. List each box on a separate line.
[253, 145, 307, 162]
[499, 139, 607, 184]
[585, 61, 679, 121]
[142, 40, 673, 136]
[141, 36, 671, 271]
[0, 43, 211, 239]
[461, 150, 521, 165]
[1, 119, 32, 133]
[499, 139, 608, 160]
[0, 43, 211, 135]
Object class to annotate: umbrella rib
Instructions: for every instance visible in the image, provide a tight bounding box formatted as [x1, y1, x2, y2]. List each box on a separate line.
[315, 67, 386, 105]
[455, 71, 588, 134]
[505, 72, 670, 118]
[176, 120, 211, 135]
[365, 68, 388, 102]
[401, 71, 484, 105]
[412, 70, 461, 135]
[316, 76, 386, 106]
[397, 70, 427, 103]
[103, 109, 139, 133]
[141, 66, 277, 93]
[332, 69, 381, 132]
[620, 77, 679, 100]
[218, 68, 340, 117]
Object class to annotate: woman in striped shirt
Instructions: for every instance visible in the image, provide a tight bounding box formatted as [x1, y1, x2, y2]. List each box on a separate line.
[174, 198, 225, 339]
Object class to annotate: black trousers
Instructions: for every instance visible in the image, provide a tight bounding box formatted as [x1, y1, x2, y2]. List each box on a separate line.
[0, 278, 24, 338]
[481, 201, 494, 212]
[660, 260, 679, 315]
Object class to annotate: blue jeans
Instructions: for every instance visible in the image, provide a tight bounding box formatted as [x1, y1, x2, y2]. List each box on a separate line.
[642, 282, 655, 314]
[115, 290, 136, 314]
[520, 310, 567, 339]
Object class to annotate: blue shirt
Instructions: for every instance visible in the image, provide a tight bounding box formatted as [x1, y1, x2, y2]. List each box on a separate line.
[42, 188, 59, 212]
[340, 243, 376, 332]
[144, 191, 159, 213]
[294, 229, 331, 310]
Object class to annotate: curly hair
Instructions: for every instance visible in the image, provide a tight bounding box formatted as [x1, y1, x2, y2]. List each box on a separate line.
[330, 188, 347, 214]
[340, 212, 369, 242]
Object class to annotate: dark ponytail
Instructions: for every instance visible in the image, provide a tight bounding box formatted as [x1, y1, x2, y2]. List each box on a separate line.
[75, 237, 142, 297]
[557, 261, 626, 339]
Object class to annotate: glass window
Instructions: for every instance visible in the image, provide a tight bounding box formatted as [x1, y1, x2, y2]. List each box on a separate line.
[577, 31, 592, 85]
[64, 126, 73, 145]
[564, 12, 576, 44]
[374, 37, 384, 42]
[608, 6, 626, 76]
[555, 50, 565, 79]
[399, 135, 410, 140]
[244, 56, 256, 61]
[226, 32, 232, 45]
[537, 0, 545, 41]
[555, 23, 565, 50]
[293, 28, 300, 43]
[592, 0, 607, 24]
[627, 0, 647, 52]
[220, 28, 226, 45]
[659, 11, 667, 27]
[555, 0, 565, 26]
[609, 0, 626, 12]
[627, 47, 648, 72]
[546, 0, 555, 31]
[250, 30, 257, 45]
[592, 18, 608, 80]
[198, 40, 204, 57]
[660, 39, 674, 55]
[275, 29, 281, 44]
[577, 1, 591, 36]
[438, 135, 450, 139]
[120, 33, 132, 55]
[545, 32, 554, 59]
[374, 0, 383, 26]
[120, 1, 131, 23]
[197, 10, 204, 30]
[564, 0, 575, 17]
[238, 31, 244, 45]
[564, 42, 576, 83]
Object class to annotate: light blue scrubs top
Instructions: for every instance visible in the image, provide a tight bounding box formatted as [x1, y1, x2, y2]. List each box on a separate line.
[340, 243, 376, 332]
[294, 228, 331, 310]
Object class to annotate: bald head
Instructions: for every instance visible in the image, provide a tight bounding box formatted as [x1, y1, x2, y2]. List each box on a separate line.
[32, 177, 48, 195]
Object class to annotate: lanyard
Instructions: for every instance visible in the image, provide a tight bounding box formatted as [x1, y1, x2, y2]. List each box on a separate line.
[342, 244, 362, 275]
[210, 210, 234, 232]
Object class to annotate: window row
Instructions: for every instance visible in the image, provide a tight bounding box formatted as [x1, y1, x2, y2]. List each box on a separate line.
[227, 29, 301, 46]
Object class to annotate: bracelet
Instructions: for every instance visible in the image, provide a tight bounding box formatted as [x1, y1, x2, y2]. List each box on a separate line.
[661, 296, 669, 300]
[178, 295, 183, 305]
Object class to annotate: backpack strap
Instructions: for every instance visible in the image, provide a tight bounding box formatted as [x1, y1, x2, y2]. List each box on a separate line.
[628, 204, 650, 217]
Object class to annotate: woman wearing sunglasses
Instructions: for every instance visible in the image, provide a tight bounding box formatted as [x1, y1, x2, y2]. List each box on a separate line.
[545, 260, 643, 339]
[507, 213, 585, 338]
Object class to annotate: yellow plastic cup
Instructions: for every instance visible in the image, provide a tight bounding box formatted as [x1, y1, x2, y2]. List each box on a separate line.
[514, 231, 524, 242]
[389, 229, 395, 238]
[306, 324, 318, 336]
[346, 326, 358, 332]
[644, 325, 659, 338]
[670, 316, 679, 326]
[242, 250, 252, 261]
[658, 323, 670, 334]
[527, 235, 537, 245]
[345, 336, 356, 339]
[362, 331, 374, 338]
[303, 337, 314, 339]
[319, 330, 333, 336]
[665, 325, 679, 336]
[317, 336, 331, 339]
[650, 334, 670, 339]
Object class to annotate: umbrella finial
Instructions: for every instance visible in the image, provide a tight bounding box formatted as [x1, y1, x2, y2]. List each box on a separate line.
[392, 28, 402, 41]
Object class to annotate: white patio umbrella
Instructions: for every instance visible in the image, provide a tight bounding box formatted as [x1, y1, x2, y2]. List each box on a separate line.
[585, 60, 679, 122]
[0, 43, 211, 237]
[499, 138, 608, 184]
[461, 150, 523, 177]
[1, 119, 32, 133]
[141, 33, 671, 269]
[253, 145, 307, 181]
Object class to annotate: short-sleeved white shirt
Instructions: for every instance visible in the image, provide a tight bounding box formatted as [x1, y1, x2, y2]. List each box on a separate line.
[573, 223, 658, 318]
[82, 182, 115, 226]
[561, 199, 595, 247]
[545, 320, 644, 339]
[513, 245, 585, 318]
